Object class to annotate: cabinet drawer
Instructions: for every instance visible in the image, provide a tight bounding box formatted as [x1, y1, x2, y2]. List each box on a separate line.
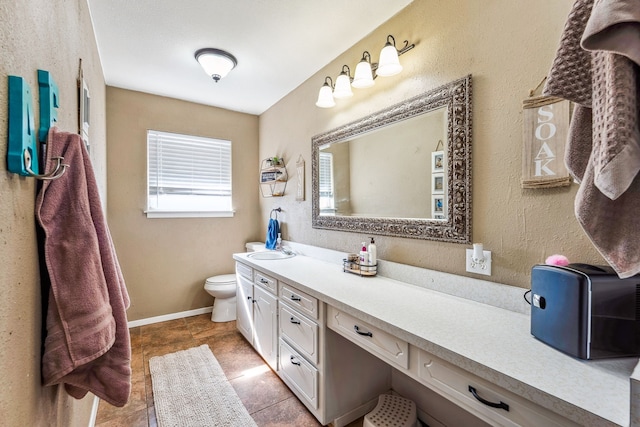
[415, 348, 579, 427]
[279, 304, 319, 364]
[279, 339, 318, 409]
[327, 306, 408, 370]
[236, 262, 253, 281]
[254, 271, 277, 294]
[280, 283, 318, 320]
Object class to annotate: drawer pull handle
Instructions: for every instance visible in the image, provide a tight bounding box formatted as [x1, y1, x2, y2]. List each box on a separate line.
[247, 296, 252, 300]
[290, 295, 301, 301]
[290, 356, 301, 366]
[260, 278, 269, 284]
[468, 386, 509, 411]
[354, 325, 373, 337]
[290, 317, 300, 324]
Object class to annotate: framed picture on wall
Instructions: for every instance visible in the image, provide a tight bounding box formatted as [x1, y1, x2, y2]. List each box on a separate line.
[432, 173, 444, 194]
[432, 195, 446, 218]
[432, 151, 444, 172]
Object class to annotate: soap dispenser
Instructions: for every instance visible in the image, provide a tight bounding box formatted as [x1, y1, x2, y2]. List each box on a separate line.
[276, 233, 282, 250]
[359, 242, 369, 272]
[368, 237, 377, 268]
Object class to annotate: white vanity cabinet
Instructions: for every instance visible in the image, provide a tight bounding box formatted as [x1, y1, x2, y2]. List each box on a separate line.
[278, 282, 321, 411]
[277, 280, 392, 426]
[235, 262, 278, 370]
[234, 251, 636, 427]
[235, 262, 253, 342]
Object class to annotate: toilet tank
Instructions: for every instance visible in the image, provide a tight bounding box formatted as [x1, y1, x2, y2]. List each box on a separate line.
[246, 241, 266, 252]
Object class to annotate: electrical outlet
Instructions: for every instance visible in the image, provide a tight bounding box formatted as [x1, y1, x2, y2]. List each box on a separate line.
[466, 249, 492, 276]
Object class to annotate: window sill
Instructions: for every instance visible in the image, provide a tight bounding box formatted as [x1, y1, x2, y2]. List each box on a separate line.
[144, 210, 235, 219]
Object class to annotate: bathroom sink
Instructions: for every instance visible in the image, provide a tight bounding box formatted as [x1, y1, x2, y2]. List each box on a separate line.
[247, 251, 296, 260]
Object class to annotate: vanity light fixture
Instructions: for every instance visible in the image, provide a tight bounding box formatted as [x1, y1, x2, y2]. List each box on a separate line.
[333, 65, 354, 99]
[314, 34, 415, 108]
[195, 48, 238, 82]
[351, 51, 375, 89]
[377, 35, 405, 77]
[315, 76, 336, 108]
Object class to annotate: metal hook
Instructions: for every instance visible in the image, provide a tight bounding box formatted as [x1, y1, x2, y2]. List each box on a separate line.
[23, 149, 68, 180]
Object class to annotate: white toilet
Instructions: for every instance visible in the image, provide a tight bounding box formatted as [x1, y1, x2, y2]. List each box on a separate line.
[203, 242, 266, 322]
[204, 274, 237, 322]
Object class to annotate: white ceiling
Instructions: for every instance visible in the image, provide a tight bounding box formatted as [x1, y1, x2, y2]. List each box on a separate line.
[87, 0, 413, 115]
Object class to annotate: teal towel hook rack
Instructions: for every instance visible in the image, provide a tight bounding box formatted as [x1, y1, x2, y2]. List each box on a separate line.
[38, 70, 59, 143]
[7, 70, 68, 180]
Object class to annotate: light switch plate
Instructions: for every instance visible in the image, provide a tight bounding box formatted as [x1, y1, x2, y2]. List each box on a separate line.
[466, 249, 492, 276]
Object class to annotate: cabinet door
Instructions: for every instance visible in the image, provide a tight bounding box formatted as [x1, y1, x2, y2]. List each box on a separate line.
[236, 275, 254, 343]
[254, 285, 279, 370]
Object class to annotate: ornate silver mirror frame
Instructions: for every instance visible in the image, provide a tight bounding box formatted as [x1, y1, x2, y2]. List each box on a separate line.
[311, 75, 472, 243]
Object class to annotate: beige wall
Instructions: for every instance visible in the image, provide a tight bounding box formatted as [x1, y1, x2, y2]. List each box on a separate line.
[0, 0, 106, 425]
[106, 88, 260, 321]
[259, 0, 601, 288]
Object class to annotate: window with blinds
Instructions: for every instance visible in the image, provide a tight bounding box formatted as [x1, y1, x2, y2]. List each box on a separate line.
[319, 152, 335, 212]
[147, 130, 233, 218]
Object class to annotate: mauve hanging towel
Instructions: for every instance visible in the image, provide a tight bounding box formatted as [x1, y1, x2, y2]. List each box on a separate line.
[544, 0, 640, 278]
[36, 128, 131, 406]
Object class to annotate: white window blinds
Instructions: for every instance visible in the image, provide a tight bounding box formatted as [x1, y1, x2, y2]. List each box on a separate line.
[319, 152, 335, 210]
[147, 130, 232, 217]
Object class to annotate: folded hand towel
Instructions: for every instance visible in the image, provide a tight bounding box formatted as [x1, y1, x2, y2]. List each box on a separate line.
[265, 218, 280, 250]
[36, 128, 131, 406]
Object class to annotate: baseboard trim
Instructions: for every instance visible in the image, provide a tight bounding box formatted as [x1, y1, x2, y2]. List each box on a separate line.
[127, 306, 213, 328]
[332, 395, 379, 427]
[88, 395, 100, 427]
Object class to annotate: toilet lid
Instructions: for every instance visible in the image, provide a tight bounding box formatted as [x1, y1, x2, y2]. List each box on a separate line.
[206, 274, 236, 285]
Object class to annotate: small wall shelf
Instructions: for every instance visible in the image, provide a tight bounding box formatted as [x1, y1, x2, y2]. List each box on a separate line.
[260, 157, 288, 197]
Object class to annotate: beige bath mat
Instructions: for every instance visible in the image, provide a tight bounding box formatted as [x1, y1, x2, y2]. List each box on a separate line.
[149, 344, 257, 426]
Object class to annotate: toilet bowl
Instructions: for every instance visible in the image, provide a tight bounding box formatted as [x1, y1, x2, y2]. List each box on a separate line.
[204, 242, 265, 323]
[204, 274, 237, 322]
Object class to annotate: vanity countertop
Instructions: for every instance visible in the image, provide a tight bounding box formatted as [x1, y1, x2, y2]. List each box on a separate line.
[233, 252, 639, 427]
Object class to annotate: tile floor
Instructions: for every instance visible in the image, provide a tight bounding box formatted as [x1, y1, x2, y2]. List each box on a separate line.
[95, 313, 363, 426]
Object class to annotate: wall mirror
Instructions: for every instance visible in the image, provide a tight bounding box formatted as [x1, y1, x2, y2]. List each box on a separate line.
[311, 75, 472, 243]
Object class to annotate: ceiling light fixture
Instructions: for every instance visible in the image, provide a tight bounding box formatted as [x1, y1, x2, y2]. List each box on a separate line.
[315, 34, 415, 108]
[315, 76, 335, 108]
[195, 48, 238, 82]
